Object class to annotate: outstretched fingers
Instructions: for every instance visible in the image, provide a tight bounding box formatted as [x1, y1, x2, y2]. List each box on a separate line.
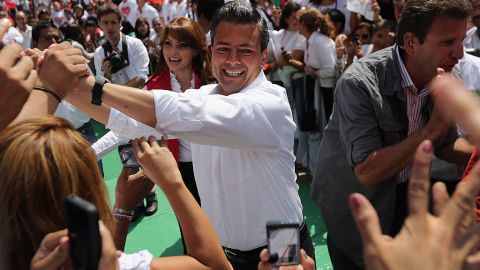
[407, 140, 433, 221]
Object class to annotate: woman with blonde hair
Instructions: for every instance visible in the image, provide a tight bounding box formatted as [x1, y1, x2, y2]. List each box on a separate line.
[0, 116, 231, 270]
[0, 117, 115, 270]
[296, 7, 336, 172]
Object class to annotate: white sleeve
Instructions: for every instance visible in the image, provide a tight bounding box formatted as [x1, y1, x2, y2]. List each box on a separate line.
[130, 39, 149, 80]
[314, 42, 336, 79]
[106, 109, 165, 140]
[92, 131, 129, 160]
[150, 87, 289, 151]
[94, 48, 104, 77]
[118, 250, 153, 270]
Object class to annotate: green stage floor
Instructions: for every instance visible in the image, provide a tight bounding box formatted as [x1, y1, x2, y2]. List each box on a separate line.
[94, 121, 333, 269]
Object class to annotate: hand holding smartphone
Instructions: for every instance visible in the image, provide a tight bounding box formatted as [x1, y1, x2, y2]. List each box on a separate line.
[64, 195, 101, 270]
[266, 220, 300, 266]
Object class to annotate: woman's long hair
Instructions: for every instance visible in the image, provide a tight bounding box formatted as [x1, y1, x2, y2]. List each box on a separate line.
[135, 16, 150, 40]
[155, 17, 215, 85]
[298, 7, 335, 39]
[0, 116, 115, 270]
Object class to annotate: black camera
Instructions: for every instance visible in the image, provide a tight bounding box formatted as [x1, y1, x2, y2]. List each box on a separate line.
[102, 34, 130, 74]
[105, 51, 129, 73]
[466, 48, 480, 58]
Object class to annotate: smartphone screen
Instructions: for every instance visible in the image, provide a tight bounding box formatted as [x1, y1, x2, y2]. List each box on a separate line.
[266, 221, 300, 266]
[64, 195, 101, 270]
[118, 143, 140, 168]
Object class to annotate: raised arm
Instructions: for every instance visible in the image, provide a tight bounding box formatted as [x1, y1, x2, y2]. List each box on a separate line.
[132, 137, 232, 270]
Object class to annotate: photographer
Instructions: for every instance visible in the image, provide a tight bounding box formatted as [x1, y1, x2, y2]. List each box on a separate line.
[94, 3, 148, 88]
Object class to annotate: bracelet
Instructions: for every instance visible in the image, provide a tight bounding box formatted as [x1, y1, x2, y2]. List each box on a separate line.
[113, 208, 134, 221]
[114, 213, 133, 221]
[33, 87, 62, 103]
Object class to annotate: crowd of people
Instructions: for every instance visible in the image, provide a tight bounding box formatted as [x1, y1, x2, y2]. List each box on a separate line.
[1, 0, 480, 269]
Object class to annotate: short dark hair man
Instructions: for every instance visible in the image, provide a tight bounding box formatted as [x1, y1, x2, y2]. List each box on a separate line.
[94, 3, 148, 87]
[32, 22, 60, 50]
[40, 2, 315, 269]
[311, 0, 474, 269]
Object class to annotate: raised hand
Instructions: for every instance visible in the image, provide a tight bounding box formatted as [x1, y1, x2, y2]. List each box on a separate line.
[132, 136, 183, 190]
[0, 18, 37, 130]
[39, 42, 89, 99]
[350, 140, 480, 270]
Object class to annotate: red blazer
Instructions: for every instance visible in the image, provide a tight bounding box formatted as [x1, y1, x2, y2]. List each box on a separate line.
[462, 146, 480, 222]
[146, 70, 201, 162]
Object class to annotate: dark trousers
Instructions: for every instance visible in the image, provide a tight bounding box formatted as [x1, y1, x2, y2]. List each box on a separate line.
[223, 221, 315, 270]
[327, 236, 364, 270]
[320, 87, 334, 124]
[327, 181, 408, 270]
[177, 161, 201, 254]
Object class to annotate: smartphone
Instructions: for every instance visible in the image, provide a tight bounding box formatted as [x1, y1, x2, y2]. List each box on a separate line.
[64, 195, 101, 270]
[266, 220, 300, 266]
[118, 143, 140, 168]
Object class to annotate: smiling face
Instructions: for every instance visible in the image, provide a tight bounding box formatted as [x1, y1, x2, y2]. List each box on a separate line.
[211, 21, 267, 95]
[162, 34, 196, 74]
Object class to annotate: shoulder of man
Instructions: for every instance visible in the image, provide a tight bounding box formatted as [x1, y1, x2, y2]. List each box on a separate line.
[341, 46, 399, 84]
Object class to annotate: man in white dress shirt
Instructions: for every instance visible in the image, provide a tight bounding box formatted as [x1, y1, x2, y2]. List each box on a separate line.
[94, 3, 149, 87]
[40, 2, 314, 269]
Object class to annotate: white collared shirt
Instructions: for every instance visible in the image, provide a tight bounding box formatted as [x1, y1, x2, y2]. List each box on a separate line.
[94, 34, 149, 85]
[304, 31, 336, 88]
[107, 71, 303, 250]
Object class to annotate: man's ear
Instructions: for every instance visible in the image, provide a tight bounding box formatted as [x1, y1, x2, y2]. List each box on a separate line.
[262, 47, 269, 62]
[402, 32, 417, 55]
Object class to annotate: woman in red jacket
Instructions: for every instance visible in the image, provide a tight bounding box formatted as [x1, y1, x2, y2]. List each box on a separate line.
[145, 16, 215, 253]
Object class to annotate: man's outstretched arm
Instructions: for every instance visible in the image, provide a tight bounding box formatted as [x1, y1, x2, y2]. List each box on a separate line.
[40, 44, 159, 128]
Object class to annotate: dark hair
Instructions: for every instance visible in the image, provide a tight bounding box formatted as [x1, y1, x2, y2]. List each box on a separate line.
[396, 0, 472, 47]
[279, 1, 301, 30]
[62, 24, 87, 48]
[134, 16, 150, 40]
[96, 3, 122, 22]
[298, 7, 335, 39]
[157, 17, 215, 85]
[32, 22, 52, 42]
[210, 1, 269, 52]
[121, 20, 135, 35]
[324, 8, 345, 34]
[197, 0, 224, 22]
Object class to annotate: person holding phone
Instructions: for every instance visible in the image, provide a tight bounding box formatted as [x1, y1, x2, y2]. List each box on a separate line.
[0, 116, 232, 270]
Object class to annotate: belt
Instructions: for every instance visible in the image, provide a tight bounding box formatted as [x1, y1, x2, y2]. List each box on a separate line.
[222, 220, 307, 264]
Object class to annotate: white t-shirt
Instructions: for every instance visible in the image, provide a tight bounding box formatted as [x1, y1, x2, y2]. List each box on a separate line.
[268, 29, 306, 87]
[304, 31, 336, 88]
[135, 3, 160, 27]
[51, 10, 67, 28]
[119, 0, 138, 27]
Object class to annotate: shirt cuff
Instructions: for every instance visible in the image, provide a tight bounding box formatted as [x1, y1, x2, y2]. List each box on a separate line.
[118, 250, 154, 270]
